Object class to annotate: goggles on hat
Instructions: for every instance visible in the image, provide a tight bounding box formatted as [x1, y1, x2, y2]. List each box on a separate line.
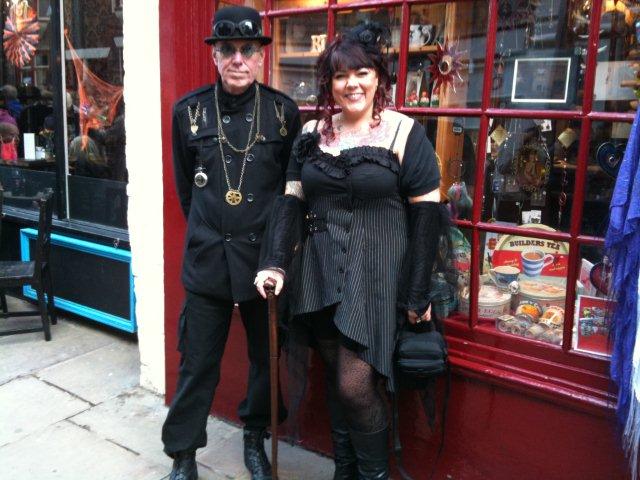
[215, 42, 261, 59]
[213, 19, 262, 38]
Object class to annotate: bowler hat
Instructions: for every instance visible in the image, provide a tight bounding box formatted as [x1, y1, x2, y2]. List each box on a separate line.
[205, 6, 271, 45]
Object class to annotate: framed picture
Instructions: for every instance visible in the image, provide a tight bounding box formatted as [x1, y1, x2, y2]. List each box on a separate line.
[501, 50, 578, 109]
[572, 295, 613, 357]
[404, 70, 424, 107]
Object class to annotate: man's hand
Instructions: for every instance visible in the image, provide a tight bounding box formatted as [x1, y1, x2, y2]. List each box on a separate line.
[254, 269, 285, 299]
[407, 304, 432, 325]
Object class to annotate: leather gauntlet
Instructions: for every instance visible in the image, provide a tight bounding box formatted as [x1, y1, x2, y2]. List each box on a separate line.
[259, 194, 306, 274]
[398, 202, 449, 317]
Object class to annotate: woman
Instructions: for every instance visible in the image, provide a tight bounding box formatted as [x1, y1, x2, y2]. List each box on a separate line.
[255, 22, 445, 480]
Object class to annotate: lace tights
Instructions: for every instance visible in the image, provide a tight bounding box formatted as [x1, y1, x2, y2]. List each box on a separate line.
[310, 306, 388, 434]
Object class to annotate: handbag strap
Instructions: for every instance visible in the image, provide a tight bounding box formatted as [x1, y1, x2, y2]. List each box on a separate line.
[392, 362, 450, 480]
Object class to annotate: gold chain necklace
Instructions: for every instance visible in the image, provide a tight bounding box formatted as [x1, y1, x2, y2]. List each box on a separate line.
[215, 83, 261, 154]
[214, 83, 261, 205]
[187, 103, 201, 135]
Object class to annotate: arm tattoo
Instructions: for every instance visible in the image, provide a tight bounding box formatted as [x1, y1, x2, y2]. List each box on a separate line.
[285, 181, 305, 200]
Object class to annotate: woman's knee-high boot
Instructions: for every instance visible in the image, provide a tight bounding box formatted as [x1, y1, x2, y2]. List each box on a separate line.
[349, 427, 390, 480]
[327, 390, 358, 479]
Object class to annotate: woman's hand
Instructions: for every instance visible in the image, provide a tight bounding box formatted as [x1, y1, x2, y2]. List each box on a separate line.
[407, 304, 432, 324]
[254, 269, 285, 299]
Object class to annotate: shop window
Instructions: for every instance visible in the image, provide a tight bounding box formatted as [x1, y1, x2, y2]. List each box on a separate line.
[477, 229, 571, 346]
[412, 115, 480, 221]
[572, 244, 612, 357]
[63, 0, 127, 229]
[271, 12, 328, 105]
[582, 120, 630, 237]
[0, 0, 57, 210]
[490, 0, 585, 110]
[405, 2, 487, 109]
[443, 226, 472, 324]
[592, 0, 640, 112]
[482, 117, 582, 232]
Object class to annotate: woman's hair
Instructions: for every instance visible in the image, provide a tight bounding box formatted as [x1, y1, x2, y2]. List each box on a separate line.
[315, 22, 392, 142]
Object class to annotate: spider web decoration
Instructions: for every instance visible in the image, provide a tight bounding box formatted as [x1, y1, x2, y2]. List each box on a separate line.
[428, 38, 465, 95]
[65, 33, 123, 149]
[3, 1, 40, 68]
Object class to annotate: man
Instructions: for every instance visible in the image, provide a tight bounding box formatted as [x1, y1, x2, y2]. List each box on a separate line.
[162, 6, 301, 480]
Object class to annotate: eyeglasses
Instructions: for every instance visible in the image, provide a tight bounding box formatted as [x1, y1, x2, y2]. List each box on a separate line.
[215, 43, 261, 60]
[213, 19, 262, 38]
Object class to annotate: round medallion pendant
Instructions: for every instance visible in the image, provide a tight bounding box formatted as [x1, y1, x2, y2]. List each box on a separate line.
[225, 189, 242, 205]
[190, 124, 199, 135]
[279, 126, 288, 137]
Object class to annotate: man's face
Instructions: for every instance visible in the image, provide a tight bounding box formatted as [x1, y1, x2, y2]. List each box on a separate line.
[213, 40, 263, 95]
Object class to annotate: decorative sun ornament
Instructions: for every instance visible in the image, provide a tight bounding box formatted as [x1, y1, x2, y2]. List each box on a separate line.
[3, 0, 40, 68]
[428, 38, 465, 95]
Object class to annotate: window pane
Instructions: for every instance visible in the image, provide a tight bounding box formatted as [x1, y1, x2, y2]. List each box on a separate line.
[405, 2, 488, 109]
[491, 0, 584, 110]
[592, 0, 640, 112]
[271, 13, 327, 105]
[273, 0, 327, 8]
[413, 115, 480, 221]
[0, 1, 55, 211]
[64, 0, 127, 228]
[479, 229, 570, 346]
[218, 0, 265, 10]
[572, 244, 612, 356]
[482, 117, 582, 233]
[581, 121, 628, 237]
[0, 166, 56, 209]
[335, 7, 401, 104]
[443, 226, 471, 323]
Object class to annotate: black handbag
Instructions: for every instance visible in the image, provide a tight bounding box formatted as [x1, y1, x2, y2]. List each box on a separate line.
[395, 322, 447, 388]
[393, 320, 450, 480]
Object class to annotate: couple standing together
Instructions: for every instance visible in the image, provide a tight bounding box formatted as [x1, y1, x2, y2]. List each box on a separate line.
[162, 6, 445, 480]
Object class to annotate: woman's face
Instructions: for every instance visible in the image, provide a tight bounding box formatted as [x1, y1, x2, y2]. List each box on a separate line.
[331, 67, 379, 118]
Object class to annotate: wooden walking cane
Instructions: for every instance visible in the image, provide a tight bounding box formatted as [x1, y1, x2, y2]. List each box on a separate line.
[265, 282, 279, 479]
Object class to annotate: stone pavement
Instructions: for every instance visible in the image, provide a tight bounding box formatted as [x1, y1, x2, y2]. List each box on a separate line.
[0, 296, 333, 480]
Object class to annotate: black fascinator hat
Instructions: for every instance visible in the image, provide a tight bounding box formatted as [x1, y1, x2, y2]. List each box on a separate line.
[344, 21, 391, 52]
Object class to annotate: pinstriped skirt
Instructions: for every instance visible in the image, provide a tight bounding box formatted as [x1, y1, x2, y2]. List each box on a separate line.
[292, 194, 408, 388]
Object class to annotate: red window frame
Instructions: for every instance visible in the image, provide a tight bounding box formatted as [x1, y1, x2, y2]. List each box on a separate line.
[215, 0, 623, 413]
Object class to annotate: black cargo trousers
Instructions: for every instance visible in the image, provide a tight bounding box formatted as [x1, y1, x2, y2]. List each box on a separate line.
[162, 290, 286, 456]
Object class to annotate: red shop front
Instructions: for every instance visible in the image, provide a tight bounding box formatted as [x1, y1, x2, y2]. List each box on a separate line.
[160, 0, 632, 478]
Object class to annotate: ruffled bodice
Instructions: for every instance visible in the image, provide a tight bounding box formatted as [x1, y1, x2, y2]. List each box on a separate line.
[291, 132, 402, 200]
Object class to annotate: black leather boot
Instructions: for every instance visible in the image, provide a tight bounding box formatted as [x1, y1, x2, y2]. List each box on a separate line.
[331, 427, 358, 480]
[169, 450, 198, 480]
[350, 427, 390, 480]
[243, 428, 272, 480]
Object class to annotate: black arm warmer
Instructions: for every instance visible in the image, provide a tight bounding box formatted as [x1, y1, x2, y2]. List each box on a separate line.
[397, 202, 449, 316]
[258, 194, 306, 274]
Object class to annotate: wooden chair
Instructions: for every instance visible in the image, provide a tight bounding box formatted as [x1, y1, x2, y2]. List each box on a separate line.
[0, 191, 56, 340]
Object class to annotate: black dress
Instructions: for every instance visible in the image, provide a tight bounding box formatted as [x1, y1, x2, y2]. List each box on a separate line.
[286, 119, 440, 387]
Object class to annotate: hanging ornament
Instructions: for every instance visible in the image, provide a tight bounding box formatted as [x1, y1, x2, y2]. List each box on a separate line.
[428, 38, 465, 95]
[490, 125, 508, 146]
[3, 0, 40, 68]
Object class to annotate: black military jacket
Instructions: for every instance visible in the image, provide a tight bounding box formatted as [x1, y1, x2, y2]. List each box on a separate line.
[173, 80, 301, 302]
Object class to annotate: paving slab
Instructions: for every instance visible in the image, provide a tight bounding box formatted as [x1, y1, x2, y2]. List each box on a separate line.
[37, 338, 140, 404]
[197, 425, 333, 480]
[0, 420, 166, 480]
[0, 315, 117, 385]
[0, 376, 90, 447]
[69, 386, 172, 468]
